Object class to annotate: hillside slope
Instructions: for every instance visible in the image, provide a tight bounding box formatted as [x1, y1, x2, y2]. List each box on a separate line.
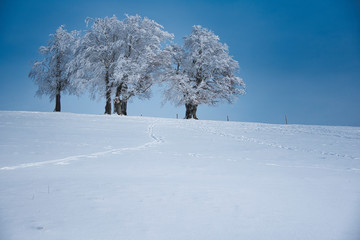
[0, 111, 359, 240]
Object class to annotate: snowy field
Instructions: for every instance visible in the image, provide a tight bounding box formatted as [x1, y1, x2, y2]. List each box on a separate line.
[0, 111, 360, 240]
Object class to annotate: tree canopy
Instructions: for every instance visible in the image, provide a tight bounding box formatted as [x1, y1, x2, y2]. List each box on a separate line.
[30, 16, 245, 118]
[29, 25, 78, 111]
[162, 25, 245, 118]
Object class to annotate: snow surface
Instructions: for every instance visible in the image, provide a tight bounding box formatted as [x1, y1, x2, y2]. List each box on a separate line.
[0, 111, 360, 240]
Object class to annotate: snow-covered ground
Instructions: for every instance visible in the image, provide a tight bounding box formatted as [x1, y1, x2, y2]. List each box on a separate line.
[0, 111, 359, 240]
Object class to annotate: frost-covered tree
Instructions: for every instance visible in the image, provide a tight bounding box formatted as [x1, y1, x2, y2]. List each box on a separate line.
[72, 15, 124, 114]
[29, 25, 77, 112]
[162, 25, 245, 119]
[71, 15, 172, 115]
[112, 15, 173, 115]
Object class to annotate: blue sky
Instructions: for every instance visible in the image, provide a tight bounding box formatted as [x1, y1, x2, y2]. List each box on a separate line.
[0, 0, 359, 126]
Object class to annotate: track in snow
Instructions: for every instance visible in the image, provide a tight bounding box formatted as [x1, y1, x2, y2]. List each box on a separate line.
[0, 120, 164, 171]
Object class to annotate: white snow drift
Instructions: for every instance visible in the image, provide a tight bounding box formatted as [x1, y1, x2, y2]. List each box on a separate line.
[0, 111, 359, 240]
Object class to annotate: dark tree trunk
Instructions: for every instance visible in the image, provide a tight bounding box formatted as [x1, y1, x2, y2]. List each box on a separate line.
[54, 93, 61, 112]
[121, 100, 127, 115]
[185, 103, 198, 119]
[113, 84, 123, 115]
[104, 71, 112, 115]
[54, 55, 61, 112]
[116, 84, 122, 97]
[114, 99, 121, 115]
[105, 89, 112, 114]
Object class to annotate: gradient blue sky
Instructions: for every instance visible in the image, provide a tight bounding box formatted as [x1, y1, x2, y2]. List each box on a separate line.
[1, 0, 359, 126]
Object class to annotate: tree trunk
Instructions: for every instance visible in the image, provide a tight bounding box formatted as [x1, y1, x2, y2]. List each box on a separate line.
[185, 103, 198, 119]
[115, 84, 122, 97]
[54, 93, 61, 112]
[113, 84, 123, 115]
[113, 97, 121, 115]
[105, 88, 112, 114]
[121, 100, 127, 116]
[104, 71, 112, 115]
[54, 55, 61, 112]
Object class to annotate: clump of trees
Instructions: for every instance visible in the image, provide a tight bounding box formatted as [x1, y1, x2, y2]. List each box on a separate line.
[30, 14, 245, 119]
